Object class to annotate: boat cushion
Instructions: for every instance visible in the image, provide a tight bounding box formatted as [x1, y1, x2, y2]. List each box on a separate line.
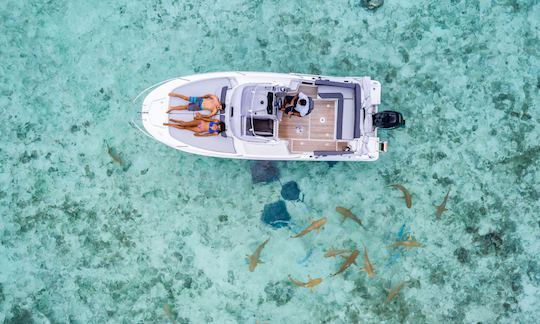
[220, 86, 228, 109]
[318, 93, 344, 139]
[315, 80, 363, 138]
[167, 77, 235, 153]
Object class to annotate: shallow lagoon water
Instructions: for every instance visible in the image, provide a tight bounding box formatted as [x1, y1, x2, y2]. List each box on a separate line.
[1, 0, 539, 323]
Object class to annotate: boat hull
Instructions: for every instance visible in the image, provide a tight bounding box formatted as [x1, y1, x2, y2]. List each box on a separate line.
[140, 72, 383, 161]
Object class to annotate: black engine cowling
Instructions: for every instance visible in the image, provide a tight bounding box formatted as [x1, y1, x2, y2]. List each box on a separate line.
[373, 111, 405, 129]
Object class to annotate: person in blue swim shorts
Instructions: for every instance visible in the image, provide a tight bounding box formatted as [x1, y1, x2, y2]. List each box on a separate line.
[167, 92, 223, 117]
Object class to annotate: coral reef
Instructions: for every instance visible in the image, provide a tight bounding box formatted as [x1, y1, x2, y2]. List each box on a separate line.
[361, 0, 384, 11]
[1, 0, 538, 322]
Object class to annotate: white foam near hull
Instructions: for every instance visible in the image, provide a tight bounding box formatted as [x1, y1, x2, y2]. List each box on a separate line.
[140, 71, 386, 161]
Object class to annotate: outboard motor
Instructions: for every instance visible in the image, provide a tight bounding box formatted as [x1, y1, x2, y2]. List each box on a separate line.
[373, 111, 405, 129]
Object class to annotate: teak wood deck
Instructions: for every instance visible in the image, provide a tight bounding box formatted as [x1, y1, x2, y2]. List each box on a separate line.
[278, 99, 348, 153]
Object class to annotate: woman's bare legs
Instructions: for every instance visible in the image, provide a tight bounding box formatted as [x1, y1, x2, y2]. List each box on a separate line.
[163, 124, 200, 133]
[163, 122, 183, 127]
[167, 119, 199, 127]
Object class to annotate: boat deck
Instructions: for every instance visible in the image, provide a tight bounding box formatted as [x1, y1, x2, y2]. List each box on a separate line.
[278, 99, 349, 153]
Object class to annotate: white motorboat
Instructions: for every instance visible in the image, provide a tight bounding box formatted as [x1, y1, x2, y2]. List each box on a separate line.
[138, 72, 404, 161]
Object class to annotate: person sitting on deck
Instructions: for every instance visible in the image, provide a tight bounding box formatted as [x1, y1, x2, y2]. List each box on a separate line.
[167, 92, 223, 117]
[280, 92, 311, 117]
[163, 113, 225, 137]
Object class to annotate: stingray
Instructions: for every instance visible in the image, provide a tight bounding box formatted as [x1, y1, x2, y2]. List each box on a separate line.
[280, 181, 301, 201]
[261, 200, 291, 228]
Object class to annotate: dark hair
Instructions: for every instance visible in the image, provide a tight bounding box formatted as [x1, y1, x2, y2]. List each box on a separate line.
[299, 99, 307, 106]
[218, 121, 226, 133]
[220, 103, 226, 110]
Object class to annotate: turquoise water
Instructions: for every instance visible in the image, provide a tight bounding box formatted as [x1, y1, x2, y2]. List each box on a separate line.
[1, 0, 539, 322]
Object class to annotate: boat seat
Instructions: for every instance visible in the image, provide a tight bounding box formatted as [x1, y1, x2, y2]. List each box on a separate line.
[283, 94, 314, 116]
[220, 86, 228, 110]
[169, 77, 231, 110]
[246, 118, 274, 137]
[307, 98, 314, 115]
[219, 86, 229, 137]
[315, 80, 363, 139]
[167, 77, 235, 150]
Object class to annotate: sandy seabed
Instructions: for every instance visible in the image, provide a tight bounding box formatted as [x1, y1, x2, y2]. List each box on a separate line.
[1, 0, 539, 323]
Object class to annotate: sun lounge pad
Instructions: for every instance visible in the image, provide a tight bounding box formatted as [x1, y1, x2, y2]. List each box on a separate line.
[315, 80, 363, 138]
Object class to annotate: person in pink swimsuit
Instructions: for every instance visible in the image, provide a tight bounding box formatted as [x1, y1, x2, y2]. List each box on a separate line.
[164, 113, 225, 137]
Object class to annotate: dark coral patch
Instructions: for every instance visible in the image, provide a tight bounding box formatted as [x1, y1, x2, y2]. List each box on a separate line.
[326, 161, 339, 168]
[454, 247, 470, 264]
[5, 306, 33, 324]
[264, 280, 294, 306]
[475, 232, 503, 255]
[361, 0, 384, 11]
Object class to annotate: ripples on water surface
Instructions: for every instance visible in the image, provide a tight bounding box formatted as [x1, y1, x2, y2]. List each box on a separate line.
[1, 0, 539, 322]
